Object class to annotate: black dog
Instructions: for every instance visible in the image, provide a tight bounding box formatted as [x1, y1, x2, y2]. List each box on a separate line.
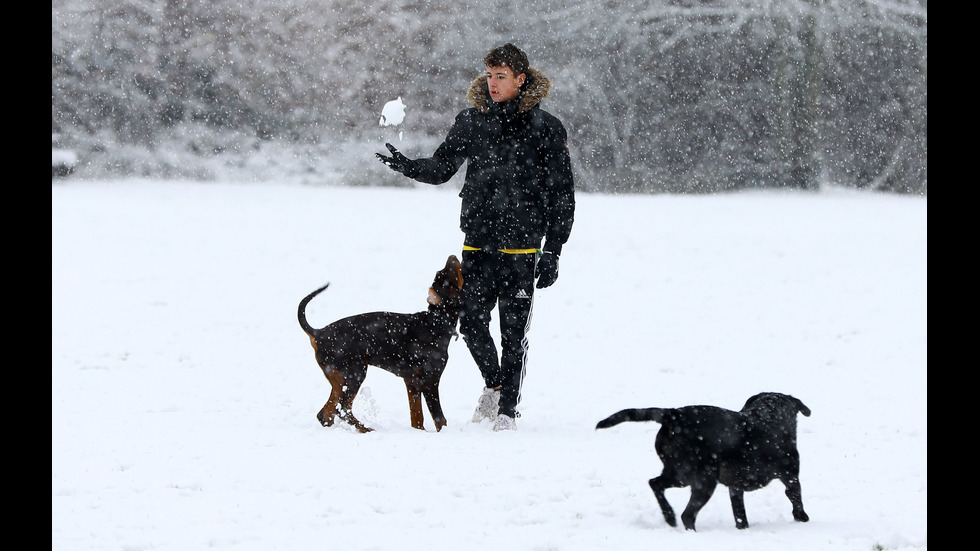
[298, 255, 463, 433]
[596, 392, 811, 530]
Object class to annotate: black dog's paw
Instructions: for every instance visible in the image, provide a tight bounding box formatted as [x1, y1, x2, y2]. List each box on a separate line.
[794, 511, 810, 522]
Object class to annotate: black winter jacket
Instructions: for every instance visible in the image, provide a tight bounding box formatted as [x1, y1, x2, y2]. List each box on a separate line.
[408, 69, 575, 254]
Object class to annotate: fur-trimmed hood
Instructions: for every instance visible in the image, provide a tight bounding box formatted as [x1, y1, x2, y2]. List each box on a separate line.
[466, 68, 551, 114]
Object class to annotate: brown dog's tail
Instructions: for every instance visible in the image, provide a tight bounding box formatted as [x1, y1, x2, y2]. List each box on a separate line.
[596, 408, 666, 429]
[298, 283, 330, 336]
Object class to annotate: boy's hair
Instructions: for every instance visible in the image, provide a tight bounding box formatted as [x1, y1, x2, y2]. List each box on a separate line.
[484, 43, 529, 77]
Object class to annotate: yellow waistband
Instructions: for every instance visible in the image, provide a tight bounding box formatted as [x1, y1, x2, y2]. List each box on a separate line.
[463, 245, 540, 254]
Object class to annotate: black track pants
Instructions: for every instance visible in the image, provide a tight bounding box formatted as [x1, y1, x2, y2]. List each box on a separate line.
[458, 249, 537, 418]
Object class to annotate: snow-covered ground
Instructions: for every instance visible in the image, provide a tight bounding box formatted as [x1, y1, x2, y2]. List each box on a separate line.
[52, 179, 926, 550]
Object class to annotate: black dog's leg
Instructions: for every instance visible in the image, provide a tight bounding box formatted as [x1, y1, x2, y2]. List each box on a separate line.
[729, 487, 749, 529]
[680, 479, 718, 531]
[648, 475, 679, 528]
[782, 475, 809, 522]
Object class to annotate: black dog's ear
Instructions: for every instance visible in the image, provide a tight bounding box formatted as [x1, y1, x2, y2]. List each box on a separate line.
[793, 397, 811, 417]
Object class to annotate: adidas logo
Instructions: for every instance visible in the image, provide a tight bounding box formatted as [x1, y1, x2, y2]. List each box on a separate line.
[515, 288, 531, 300]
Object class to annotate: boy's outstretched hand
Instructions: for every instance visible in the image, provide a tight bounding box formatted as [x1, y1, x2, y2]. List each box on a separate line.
[376, 143, 418, 177]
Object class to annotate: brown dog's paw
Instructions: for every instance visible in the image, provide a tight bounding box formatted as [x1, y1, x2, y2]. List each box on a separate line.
[341, 413, 373, 433]
[349, 420, 374, 433]
[316, 411, 334, 427]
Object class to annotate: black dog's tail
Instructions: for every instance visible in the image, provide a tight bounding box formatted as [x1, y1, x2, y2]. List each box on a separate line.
[596, 408, 666, 430]
[298, 283, 330, 336]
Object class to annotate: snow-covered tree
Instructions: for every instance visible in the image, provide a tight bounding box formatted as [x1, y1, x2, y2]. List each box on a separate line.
[51, 0, 926, 193]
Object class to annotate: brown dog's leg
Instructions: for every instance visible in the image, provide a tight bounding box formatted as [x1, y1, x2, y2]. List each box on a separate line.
[404, 379, 426, 430]
[421, 379, 447, 432]
[336, 364, 373, 433]
[317, 368, 346, 427]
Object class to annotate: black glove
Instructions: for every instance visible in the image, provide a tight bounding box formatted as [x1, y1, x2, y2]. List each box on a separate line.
[375, 143, 418, 177]
[535, 251, 559, 289]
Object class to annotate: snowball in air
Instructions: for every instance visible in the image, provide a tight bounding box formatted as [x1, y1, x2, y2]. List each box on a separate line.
[379, 97, 407, 126]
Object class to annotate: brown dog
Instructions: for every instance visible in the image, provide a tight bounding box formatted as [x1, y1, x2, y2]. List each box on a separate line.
[298, 255, 463, 432]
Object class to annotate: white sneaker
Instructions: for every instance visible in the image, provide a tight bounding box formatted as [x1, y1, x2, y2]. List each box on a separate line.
[492, 413, 517, 431]
[471, 387, 500, 423]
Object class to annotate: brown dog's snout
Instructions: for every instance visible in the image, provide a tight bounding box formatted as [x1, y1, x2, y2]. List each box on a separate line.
[429, 256, 463, 306]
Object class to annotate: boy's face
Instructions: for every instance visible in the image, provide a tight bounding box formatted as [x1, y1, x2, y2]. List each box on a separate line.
[486, 65, 525, 102]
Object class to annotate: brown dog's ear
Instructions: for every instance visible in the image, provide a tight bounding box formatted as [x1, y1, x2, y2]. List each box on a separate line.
[427, 287, 441, 305]
[446, 255, 463, 289]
